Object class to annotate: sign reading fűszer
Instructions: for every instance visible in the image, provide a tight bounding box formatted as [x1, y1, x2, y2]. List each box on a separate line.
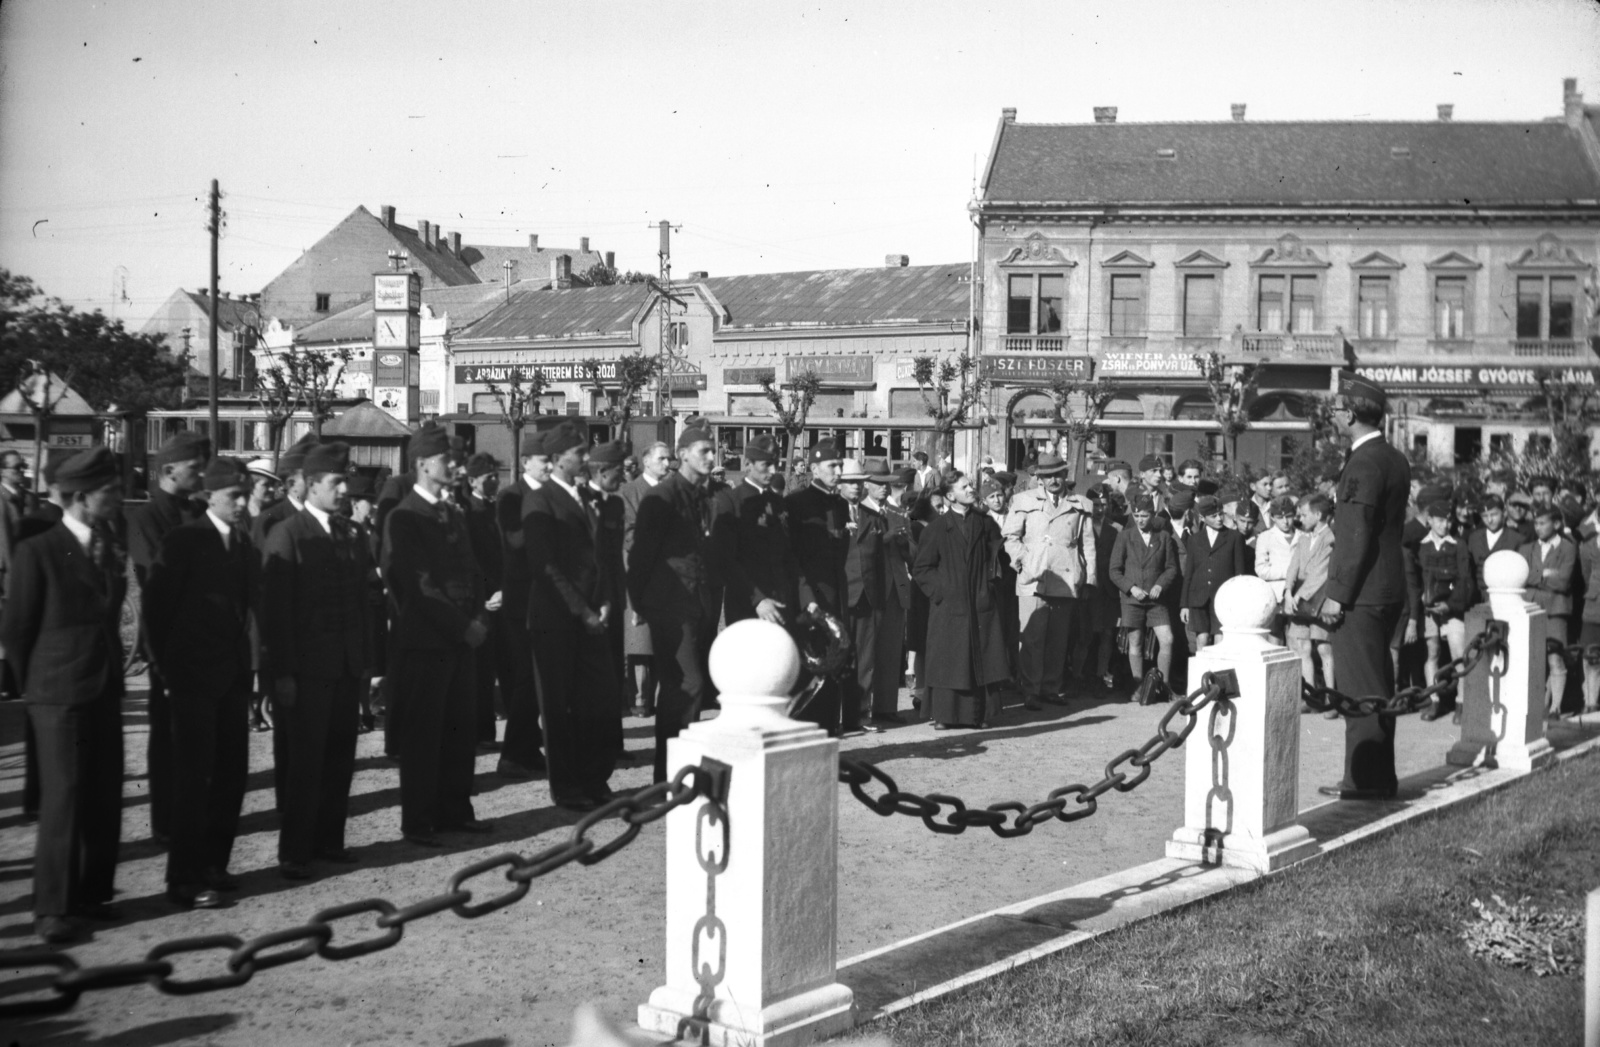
[456, 362, 618, 385]
[785, 355, 874, 386]
[724, 367, 776, 386]
[982, 355, 1093, 383]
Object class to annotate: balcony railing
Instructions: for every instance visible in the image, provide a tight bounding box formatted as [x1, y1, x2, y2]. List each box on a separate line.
[1002, 335, 1068, 352]
[1349, 338, 1398, 358]
[1235, 331, 1343, 361]
[1510, 339, 1584, 359]
[1175, 336, 1221, 356]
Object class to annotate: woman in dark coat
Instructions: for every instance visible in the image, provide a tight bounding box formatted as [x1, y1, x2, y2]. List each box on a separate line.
[912, 473, 1012, 729]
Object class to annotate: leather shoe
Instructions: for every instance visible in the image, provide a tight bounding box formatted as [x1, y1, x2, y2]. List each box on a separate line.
[204, 868, 240, 891]
[496, 758, 538, 780]
[78, 902, 122, 922]
[1023, 697, 1042, 711]
[317, 849, 358, 864]
[445, 818, 494, 835]
[630, 704, 654, 718]
[35, 915, 82, 944]
[167, 886, 225, 909]
[403, 832, 444, 848]
[279, 862, 314, 881]
[554, 794, 601, 813]
[1316, 784, 1397, 801]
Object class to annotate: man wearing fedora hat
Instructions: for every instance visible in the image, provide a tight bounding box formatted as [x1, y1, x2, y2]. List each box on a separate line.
[837, 459, 887, 734]
[1001, 451, 1096, 707]
[863, 458, 914, 725]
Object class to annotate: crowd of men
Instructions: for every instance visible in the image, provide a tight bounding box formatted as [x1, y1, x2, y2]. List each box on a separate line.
[3, 371, 1598, 945]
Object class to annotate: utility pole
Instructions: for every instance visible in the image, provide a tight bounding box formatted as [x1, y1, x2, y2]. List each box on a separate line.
[207, 178, 221, 438]
[656, 219, 673, 416]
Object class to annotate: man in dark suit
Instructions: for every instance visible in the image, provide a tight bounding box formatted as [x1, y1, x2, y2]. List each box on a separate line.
[785, 439, 848, 731]
[619, 441, 673, 717]
[128, 431, 209, 843]
[492, 429, 549, 778]
[262, 442, 373, 876]
[144, 457, 257, 908]
[837, 459, 886, 735]
[0, 447, 126, 943]
[383, 426, 492, 845]
[864, 460, 912, 726]
[0, 449, 40, 703]
[249, 433, 317, 737]
[588, 441, 631, 763]
[461, 452, 504, 749]
[628, 426, 719, 783]
[711, 434, 797, 627]
[525, 422, 621, 810]
[1180, 495, 1251, 652]
[1320, 372, 1412, 800]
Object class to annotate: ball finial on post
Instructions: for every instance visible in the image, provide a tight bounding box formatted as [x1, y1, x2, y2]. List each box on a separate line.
[1483, 548, 1530, 593]
[707, 619, 802, 722]
[1213, 575, 1280, 648]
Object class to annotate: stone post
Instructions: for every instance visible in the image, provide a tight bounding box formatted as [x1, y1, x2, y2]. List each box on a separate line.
[1167, 576, 1318, 872]
[639, 619, 855, 1047]
[1448, 549, 1554, 772]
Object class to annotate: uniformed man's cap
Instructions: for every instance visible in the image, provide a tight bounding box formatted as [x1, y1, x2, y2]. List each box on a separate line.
[277, 433, 319, 477]
[676, 425, 712, 451]
[56, 446, 119, 493]
[808, 439, 841, 464]
[1167, 486, 1196, 514]
[1195, 494, 1223, 516]
[1101, 458, 1134, 478]
[589, 442, 626, 466]
[153, 431, 210, 469]
[1507, 491, 1533, 507]
[466, 452, 498, 478]
[743, 435, 779, 463]
[890, 466, 916, 486]
[544, 421, 589, 457]
[304, 441, 351, 478]
[979, 478, 1004, 499]
[1337, 371, 1387, 411]
[1137, 454, 1163, 473]
[1417, 484, 1451, 506]
[202, 456, 247, 492]
[520, 428, 547, 458]
[410, 424, 451, 461]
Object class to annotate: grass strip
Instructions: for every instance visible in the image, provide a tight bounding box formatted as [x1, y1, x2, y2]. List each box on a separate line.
[861, 751, 1599, 1047]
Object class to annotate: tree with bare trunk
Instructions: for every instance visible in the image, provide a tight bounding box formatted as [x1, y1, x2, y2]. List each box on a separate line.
[582, 353, 660, 448]
[1192, 350, 1259, 469]
[911, 353, 990, 465]
[759, 368, 821, 462]
[1045, 375, 1116, 482]
[253, 344, 353, 470]
[484, 369, 549, 456]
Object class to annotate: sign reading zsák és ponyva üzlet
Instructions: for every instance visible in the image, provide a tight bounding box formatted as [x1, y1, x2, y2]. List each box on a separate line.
[1355, 365, 1600, 390]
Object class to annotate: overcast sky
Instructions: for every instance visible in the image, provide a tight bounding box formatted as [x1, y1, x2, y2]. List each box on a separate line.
[1, 0, 1596, 329]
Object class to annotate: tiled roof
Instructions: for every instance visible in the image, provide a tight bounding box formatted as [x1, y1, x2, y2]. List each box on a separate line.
[294, 282, 533, 345]
[460, 243, 607, 283]
[380, 214, 482, 286]
[323, 400, 412, 438]
[982, 120, 1600, 206]
[704, 264, 970, 329]
[183, 291, 260, 328]
[456, 282, 653, 342]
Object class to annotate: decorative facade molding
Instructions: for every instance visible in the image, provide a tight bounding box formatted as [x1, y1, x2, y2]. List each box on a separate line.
[1425, 250, 1483, 271]
[1507, 232, 1587, 269]
[1100, 249, 1155, 268]
[1349, 250, 1405, 270]
[1249, 233, 1331, 269]
[997, 232, 1076, 267]
[1173, 249, 1229, 268]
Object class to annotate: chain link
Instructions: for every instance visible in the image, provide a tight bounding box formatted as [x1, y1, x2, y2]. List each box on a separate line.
[0, 758, 731, 1018]
[1301, 618, 1509, 718]
[838, 670, 1237, 837]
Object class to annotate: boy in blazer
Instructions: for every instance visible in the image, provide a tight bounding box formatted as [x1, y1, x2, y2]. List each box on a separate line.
[1524, 506, 1577, 717]
[1109, 494, 1180, 686]
[1179, 495, 1250, 652]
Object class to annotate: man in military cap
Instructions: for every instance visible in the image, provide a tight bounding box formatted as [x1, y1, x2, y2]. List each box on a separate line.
[263, 442, 374, 874]
[1320, 372, 1411, 800]
[384, 426, 492, 845]
[144, 456, 257, 907]
[346, 471, 385, 732]
[1, 447, 126, 942]
[710, 433, 798, 628]
[250, 432, 317, 549]
[619, 441, 674, 717]
[628, 425, 719, 782]
[588, 441, 631, 761]
[462, 452, 504, 749]
[784, 439, 850, 732]
[862, 458, 913, 726]
[129, 430, 210, 843]
[493, 428, 549, 779]
[525, 422, 620, 809]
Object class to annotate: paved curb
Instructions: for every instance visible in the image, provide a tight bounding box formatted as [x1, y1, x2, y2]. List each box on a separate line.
[836, 725, 1600, 1028]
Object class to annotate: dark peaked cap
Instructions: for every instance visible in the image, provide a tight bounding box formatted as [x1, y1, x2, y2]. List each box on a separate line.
[303, 441, 351, 477]
[57, 446, 119, 493]
[544, 421, 589, 457]
[277, 433, 320, 477]
[154, 430, 210, 469]
[1338, 371, 1388, 411]
[203, 456, 247, 491]
[589, 442, 626, 466]
[410, 425, 451, 460]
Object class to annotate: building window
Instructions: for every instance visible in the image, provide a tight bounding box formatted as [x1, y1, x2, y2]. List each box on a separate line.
[1143, 433, 1174, 468]
[1488, 433, 1512, 458]
[1258, 274, 1318, 332]
[472, 392, 503, 414]
[1517, 275, 1577, 340]
[314, 293, 331, 312]
[1412, 433, 1428, 458]
[1433, 276, 1468, 338]
[1357, 275, 1391, 339]
[1183, 274, 1219, 336]
[671, 322, 689, 351]
[1526, 432, 1551, 456]
[1108, 273, 1145, 336]
[1007, 273, 1064, 335]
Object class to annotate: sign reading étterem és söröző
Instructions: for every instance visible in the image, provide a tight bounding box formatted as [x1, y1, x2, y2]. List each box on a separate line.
[456, 362, 619, 385]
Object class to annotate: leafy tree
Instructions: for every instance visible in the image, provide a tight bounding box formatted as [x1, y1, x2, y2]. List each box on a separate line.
[484, 369, 549, 457]
[1192, 350, 1259, 469]
[911, 353, 990, 464]
[1045, 375, 1116, 482]
[1530, 369, 1600, 475]
[582, 353, 660, 447]
[758, 368, 820, 463]
[1, 269, 189, 485]
[1278, 392, 1348, 494]
[252, 343, 353, 469]
[579, 264, 650, 287]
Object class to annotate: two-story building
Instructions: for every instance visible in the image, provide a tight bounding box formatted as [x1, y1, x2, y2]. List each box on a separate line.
[973, 78, 1600, 473]
[140, 288, 262, 382]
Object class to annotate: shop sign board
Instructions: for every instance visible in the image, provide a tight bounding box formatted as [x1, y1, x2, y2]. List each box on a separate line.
[663, 372, 708, 390]
[1096, 346, 1203, 377]
[982, 354, 1093, 383]
[455, 362, 618, 385]
[723, 367, 775, 386]
[1355, 365, 1600, 391]
[374, 351, 412, 385]
[785, 355, 874, 386]
[372, 272, 422, 313]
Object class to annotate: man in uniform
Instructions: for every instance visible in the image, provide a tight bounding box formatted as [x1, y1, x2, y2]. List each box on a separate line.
[711, 434, 797, 628]
[785, 439, 849, 732]
[628, 426, 718, 782]
[588, 441, 631, 763]
[1, 447, 126, 942]
[144, 456, 256, 908]
[1320, 372, 1411, 800]
[493, 428, 551, 779]
[262, 441, 373, 876]
[128, 430, 209, 843]
[383, 426, 492, 845]
[863, 458, 912, 726]
[461, 452, 504, 749]
[620, 441, 673, 716]
[525, 422, 620, 810]
[837, 460, 886, 735]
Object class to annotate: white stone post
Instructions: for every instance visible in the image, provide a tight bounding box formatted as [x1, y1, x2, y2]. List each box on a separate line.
[1167, 576, 1319, 872]
[1448, 550, 1554, 772]
[639, 619, 854, 1047]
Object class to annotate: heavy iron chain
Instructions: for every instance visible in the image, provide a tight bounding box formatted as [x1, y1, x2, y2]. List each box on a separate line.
[837, 670, 1237, 838]
[1300, 618, 1510, 718]
[0, 759, 731, 1019]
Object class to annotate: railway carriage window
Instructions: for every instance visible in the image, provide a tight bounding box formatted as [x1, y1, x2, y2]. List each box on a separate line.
[215, 420, 239, 452]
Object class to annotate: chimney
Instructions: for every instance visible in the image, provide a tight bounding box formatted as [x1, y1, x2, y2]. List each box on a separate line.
[579, 236, 590, 253]
[604, 251, 615, 269]
[1435, 104, 1453, 122]
[528, 233, 539, 250]
[1001, 107, 1017, 123]
[428, 222, 439, 249]
[688, 271, 708, 280]
[552, 254, 572, 290]
[198, 288, 209, 298]
[1231, 103, 1246, 122]
[416, 219, 429, 246]
[885, 254, 909, 267]
[448, 230, 461, 255]
[1093, 106, 1117, 124]
[380, 205, 396, 228]
[1564, 77, 1584, 126]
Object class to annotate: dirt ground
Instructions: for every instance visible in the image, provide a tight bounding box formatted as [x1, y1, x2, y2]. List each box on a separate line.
[0, 677, 1534, 1047]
